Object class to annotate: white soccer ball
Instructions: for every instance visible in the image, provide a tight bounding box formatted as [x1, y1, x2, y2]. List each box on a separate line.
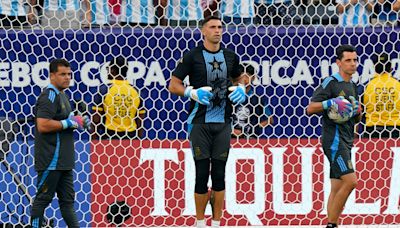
[327, 98, 352, 124]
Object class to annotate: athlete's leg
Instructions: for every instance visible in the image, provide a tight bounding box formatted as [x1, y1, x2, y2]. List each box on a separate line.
[210, 159, 227, 221]
[209, 123, 231, 226]
[194, 159, 211, 222]
[190, 124, 212, 226]
[328, 172, 357, 224]
[31, 170, 61, 228]
[327, 178, 343, 225]
[57, 170, 79, 228]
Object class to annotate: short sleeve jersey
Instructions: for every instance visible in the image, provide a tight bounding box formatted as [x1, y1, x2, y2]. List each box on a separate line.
[311, 73, 359, 149]
[34, 84, 74, 171]
[172, 44, 241, 124]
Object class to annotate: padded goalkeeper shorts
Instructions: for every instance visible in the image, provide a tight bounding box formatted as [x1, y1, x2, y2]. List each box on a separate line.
[189, 123, 231, 161]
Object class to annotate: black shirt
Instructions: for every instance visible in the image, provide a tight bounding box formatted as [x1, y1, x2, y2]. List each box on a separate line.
[311, 73, 359, 148]
[34, 84, 75, 171]
[173, 44, 241, 124]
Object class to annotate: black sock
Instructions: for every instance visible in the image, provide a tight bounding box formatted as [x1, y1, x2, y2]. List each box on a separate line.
[326, 223, 337, 228]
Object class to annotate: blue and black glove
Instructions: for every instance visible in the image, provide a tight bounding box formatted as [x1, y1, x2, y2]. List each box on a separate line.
[228, 84, 246, 104]
[184, 86, 213, 105]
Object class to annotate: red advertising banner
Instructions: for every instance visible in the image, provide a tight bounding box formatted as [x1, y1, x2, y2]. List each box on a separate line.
[91, 139, 400, 226]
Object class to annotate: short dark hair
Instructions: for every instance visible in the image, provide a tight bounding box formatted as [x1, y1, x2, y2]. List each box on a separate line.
[372, 53, 391, 74]
[201, 15, 221, 27]
[239, 63, 255, 76]
[49, 59, 70, 73]
[109, 56, 128, 78]
[336, 45, 357, 60]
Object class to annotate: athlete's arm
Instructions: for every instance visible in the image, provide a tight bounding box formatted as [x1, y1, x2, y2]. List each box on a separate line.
[306, 102, 325, 115]
[169, 76, 186, 97]
[36, 118, 63, 133]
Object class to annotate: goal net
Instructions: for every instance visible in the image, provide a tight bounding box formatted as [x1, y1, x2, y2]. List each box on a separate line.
[0, 1, 399, 227]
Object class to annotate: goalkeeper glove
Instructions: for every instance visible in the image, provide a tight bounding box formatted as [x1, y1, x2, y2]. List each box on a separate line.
[184, 86, 213, 106]
[61, 112, 90, 130]
[228, 84, 246, 104]
[322, 96, 353, 114]
[349, 96, 361, 117]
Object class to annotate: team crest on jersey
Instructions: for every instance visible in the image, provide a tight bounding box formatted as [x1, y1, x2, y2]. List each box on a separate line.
[194, 146, 201, 157]
[339, 90, 346, 97]
[209, 57, 223, 72]
[220, 151, 228, 158]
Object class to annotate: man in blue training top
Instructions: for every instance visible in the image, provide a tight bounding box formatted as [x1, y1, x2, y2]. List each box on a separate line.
[31, 59, 90, 228]
[307, 45, 361, 228]
[169, 15, 246, 228]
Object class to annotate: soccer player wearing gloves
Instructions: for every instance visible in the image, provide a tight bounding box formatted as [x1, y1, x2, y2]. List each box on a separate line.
[169, 16, 245, 228]
[61, 112, 91, 130]
[307, 45, 361, 228]
[322, 96, 353, 116]
[31, 59, 88, 228]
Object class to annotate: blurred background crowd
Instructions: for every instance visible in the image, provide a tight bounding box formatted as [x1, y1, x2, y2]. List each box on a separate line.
[0, 0, 399, 29]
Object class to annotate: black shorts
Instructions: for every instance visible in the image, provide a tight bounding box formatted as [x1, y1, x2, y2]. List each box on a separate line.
[323, 142, 355, 179]
[189, 123, 231, 161]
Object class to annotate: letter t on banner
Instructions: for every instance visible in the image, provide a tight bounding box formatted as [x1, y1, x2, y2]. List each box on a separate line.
[140, 149, 179, 216]
[226, 148, 265, 225]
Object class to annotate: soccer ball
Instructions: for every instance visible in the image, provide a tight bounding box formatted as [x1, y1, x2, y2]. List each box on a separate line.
[327, 98, 352, 124]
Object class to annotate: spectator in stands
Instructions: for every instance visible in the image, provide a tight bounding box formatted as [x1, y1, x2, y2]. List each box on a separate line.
[217, 0, 255, 25]
[158, 0, 204, 27]
[254, 0, 300, 25]
[40, 0, 83, 29]
[83, 0, 110, 27]
[336, 0, 374, 27]
[0, 0, 35, 27]
[92, 57, 145, 139]
[363, 53, 400, 138]
[302, 0, 339, 25]
[108, 0, 121, 23]
[371, 0, 400, 26]
[119, 0, 156, 26]
[232, 63, 274, 138]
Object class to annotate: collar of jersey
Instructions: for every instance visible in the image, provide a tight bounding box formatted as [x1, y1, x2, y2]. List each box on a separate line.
[47, 84, 60, 94]
[111, 79, 129, 85]
[332, 72, 344, 82]
[201, 44, 221, 54]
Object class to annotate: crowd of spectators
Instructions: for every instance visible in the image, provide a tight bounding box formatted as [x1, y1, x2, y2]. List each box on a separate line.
[0, 0, 399, 29]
